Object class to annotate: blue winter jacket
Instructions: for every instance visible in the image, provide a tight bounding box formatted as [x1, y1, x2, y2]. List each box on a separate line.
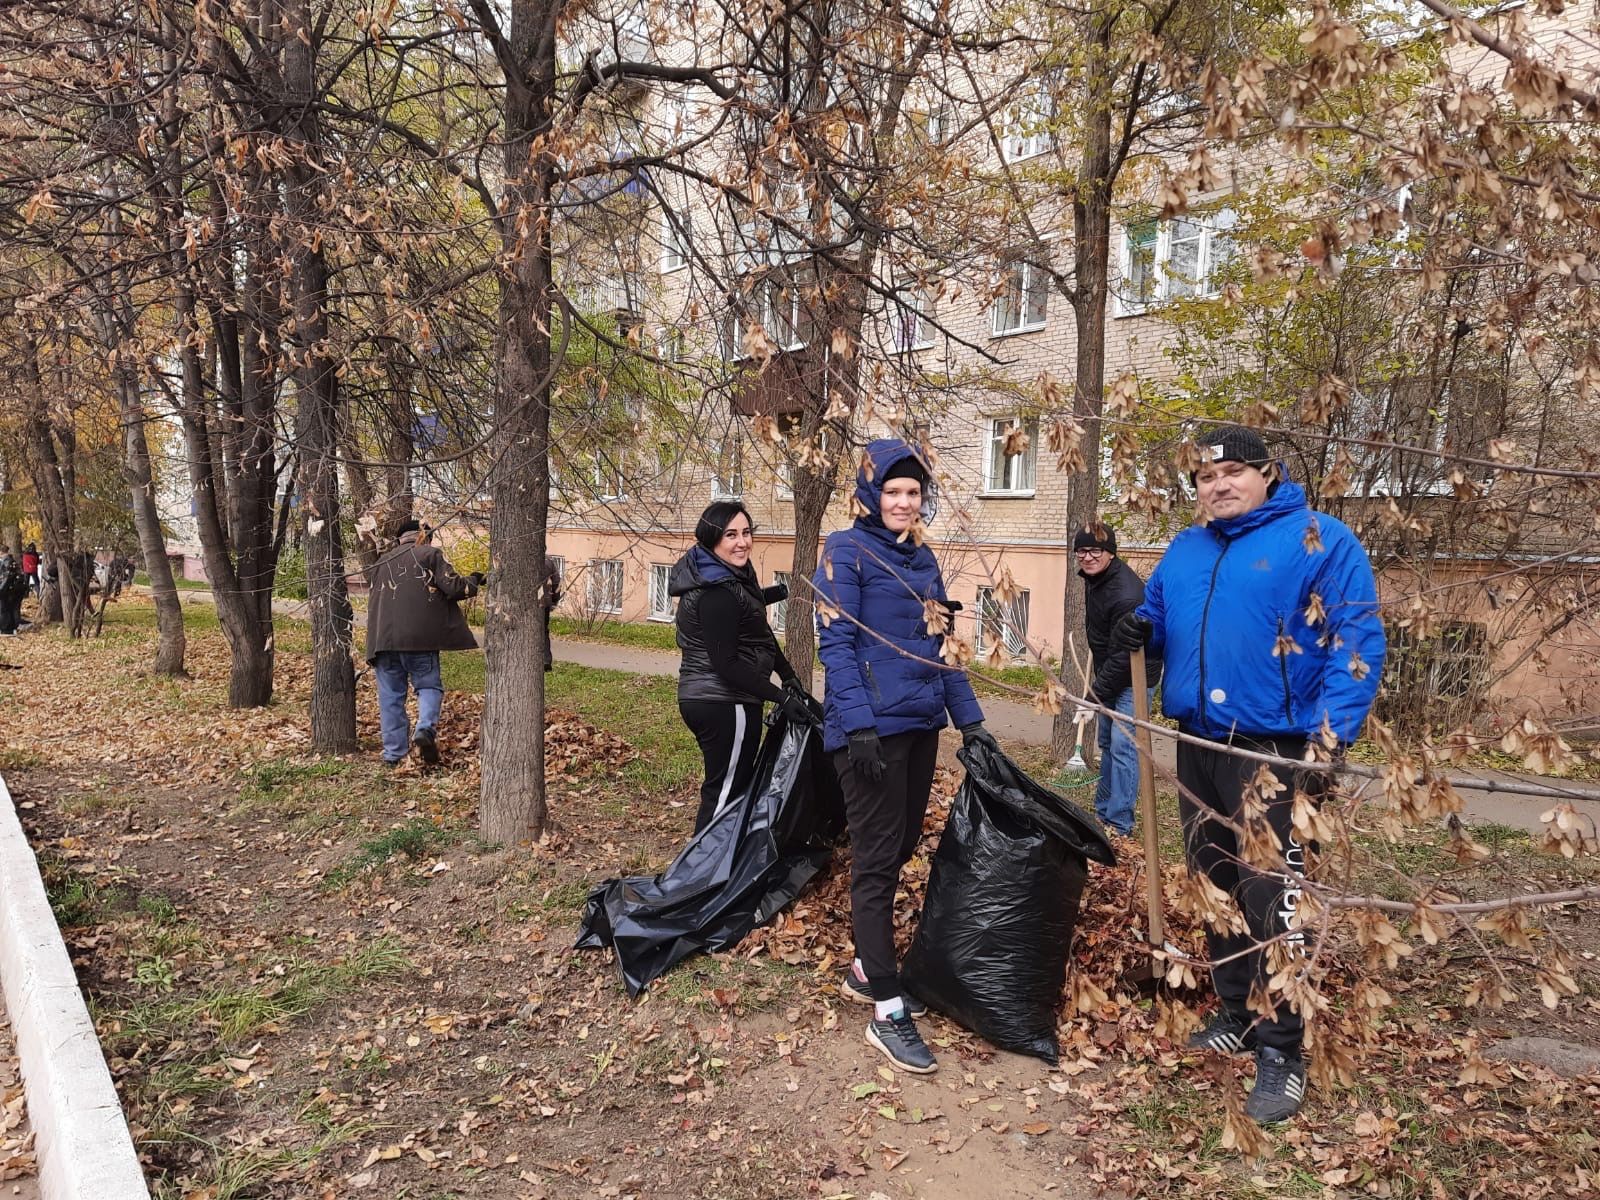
[1136, 477, 1385, 746]
[814, 439, 985, 752]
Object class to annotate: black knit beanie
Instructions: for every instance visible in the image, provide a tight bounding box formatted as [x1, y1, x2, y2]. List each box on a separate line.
[1191, 425, 1271, 479]
[1072, 523, 1117, 553]
[881, 456, 928, 486]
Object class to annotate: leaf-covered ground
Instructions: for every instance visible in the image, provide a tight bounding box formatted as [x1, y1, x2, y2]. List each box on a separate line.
[0, 596, 1596, 1199]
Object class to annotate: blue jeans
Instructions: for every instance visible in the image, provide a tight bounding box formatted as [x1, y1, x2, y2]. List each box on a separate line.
[1093, 688, 1143, 835]
[374, 651, 443, 763]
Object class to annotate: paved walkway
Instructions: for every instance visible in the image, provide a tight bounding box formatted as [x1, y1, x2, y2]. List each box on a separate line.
[164, 587, 1600, 836]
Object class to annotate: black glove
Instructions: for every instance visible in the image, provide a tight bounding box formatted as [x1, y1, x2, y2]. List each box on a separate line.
[1111, 612, 1152, 652]
[467, 571, 486, 588]
[777, 685, 817, 728]
[848, 730, 885, 783]
[959, 722, 1000, 756]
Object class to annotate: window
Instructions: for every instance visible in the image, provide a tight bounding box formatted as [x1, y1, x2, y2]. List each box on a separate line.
[890, 275, 934, 352]
[588, 559, 624, 614]
[712, 437, 744, 499]
[985, 418, 1037, 494]
[992, 257, 1048, 335]
[1001, 92, 1052, 161]
[593, 453, 627, 501]
[727, 275, 807, 359]
[907, 102, 949, 146]
[1344, 374, 1501, 497]
[771, 570, 792, 633]
[547, 556, 565, 600]
[1118, 212, 1235, 313]
[976, 586, 1031, 658]
[658, 327, 687, 363]
[661, 210, 689, 271]
[648, 563, 674, 621]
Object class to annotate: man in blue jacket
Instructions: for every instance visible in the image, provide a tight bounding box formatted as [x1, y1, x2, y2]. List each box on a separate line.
[1114, 425, 1385, 1123]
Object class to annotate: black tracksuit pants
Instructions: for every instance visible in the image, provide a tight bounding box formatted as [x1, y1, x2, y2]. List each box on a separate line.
[680, 700, 764, 835]
[832, 728, 941, 1002]
[1177, 735, 1318, 1054]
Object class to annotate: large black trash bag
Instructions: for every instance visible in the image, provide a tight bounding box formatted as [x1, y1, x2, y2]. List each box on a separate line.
[901, 741, 1115, 1064]
[576, 711, 844, 997]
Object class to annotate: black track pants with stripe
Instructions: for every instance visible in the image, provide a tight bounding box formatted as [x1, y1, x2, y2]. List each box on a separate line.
[1177, 735, 1321, 1055]
[680, 700, 764, 835]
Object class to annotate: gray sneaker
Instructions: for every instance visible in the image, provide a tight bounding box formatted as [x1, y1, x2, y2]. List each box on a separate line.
[839, 967, 927, 1017]
[1245, 1046, 1307, 1123]
[866, 1012, 937, 1074]
[1187, 1009, 1258, 1056]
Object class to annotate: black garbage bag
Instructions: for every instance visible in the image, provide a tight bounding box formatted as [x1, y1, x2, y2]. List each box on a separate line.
[576, 711, 844, 997]
[901, 740, 1115, 1064]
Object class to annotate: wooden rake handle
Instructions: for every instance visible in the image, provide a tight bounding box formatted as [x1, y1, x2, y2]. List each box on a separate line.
[1130, 647, 1165, 947]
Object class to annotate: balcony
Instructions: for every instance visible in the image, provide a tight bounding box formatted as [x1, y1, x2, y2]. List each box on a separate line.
[730, 345, 854, 419]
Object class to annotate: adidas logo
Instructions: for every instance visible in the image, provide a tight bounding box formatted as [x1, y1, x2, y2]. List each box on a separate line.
[1209, 1031, 1245, 1052]
[1284, 1074, 1305, 1100]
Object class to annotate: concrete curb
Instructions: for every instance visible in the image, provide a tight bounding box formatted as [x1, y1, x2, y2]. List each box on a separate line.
[0, 773, 149, 1199]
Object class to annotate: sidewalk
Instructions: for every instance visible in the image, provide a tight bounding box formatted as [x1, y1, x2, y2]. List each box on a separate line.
[166, 587, 1600, 836]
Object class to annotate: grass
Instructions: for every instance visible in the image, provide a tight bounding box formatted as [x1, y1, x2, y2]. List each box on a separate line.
[551, 614, 680, 652]
[133, 572, 213, 592]
[321, 818, 462, 889]
[120, 934, 411, 1043]
[550, 663, 700, 792]
[656, 952, 800, 1013]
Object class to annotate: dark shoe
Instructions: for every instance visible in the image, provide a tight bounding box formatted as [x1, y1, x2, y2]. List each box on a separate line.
[866, 1013, 937, 1075]
[1245, 1046, 1307, 1124]
[839, 967, 927, 1018]
[412, 727, 440, 765]
[1188, 1008, 1258, 1055]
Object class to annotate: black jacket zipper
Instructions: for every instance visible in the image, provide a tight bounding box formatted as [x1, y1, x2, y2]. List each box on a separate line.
[1197, 536, 1232, 727]
[1276, 616, 1294, 725]
[864, 660, 885, 707]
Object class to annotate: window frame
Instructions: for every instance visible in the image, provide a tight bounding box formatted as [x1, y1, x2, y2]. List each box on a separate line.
[890, 274, 935, 352]
[1000, 92, 1053, 162]
[660, 209, 689, 272]
[991, 257, 1049, 337]
[770, 570, 792, 633]
[1116, 212, 1235, 316]
[711, 435, 745, 500]
[975, 585, 1031, 658]
[647, 562, 674, 621]
[588, 558, 624, 615]
[983, 417, 1039, 496]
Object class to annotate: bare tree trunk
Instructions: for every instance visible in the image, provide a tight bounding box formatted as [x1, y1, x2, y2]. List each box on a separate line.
[478, 0, 558, 843]
[114, 339, 187, 675]
[1051, 12, 1116, 764]
[783, 456, 831, 692]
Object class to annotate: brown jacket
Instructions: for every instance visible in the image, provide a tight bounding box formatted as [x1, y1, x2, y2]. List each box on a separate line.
[365, 533, 480, 661]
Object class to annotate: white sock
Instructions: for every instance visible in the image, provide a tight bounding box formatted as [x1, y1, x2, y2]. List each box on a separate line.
[874, 997, 905, 1021]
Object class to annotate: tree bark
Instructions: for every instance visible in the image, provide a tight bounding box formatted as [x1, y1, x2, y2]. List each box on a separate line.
[110, 314, 187, 674]
[285, 0, 357, 752]
[1051, 11, 1117, 764]
[477, 0, 559, 843]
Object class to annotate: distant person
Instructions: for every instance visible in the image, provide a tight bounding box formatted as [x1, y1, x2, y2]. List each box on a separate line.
[814, 439, 999, 1076]
[669, 500, 813, 835]
[20, 544, 39, 597]
[1073, 521, 1158, 836]
[1114, 425, 1385, 1123]
[0, 548, 24, 635]
[365, 519, 483, 767]
[543, 558, 560, 671]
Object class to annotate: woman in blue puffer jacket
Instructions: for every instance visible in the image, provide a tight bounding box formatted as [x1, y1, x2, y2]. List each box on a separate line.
[813, 438, 999, 1075]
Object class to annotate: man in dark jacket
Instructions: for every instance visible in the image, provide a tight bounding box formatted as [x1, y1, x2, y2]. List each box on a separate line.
[1115, 425, 1385, 1124]
[366, 519, 483, 766]
[1074, 521, 1154, 836]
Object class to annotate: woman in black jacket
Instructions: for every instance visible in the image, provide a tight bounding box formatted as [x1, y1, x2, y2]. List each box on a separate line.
[671, 501, 813, 834]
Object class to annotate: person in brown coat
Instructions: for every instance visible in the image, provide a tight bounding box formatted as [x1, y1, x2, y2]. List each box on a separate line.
[366, 519, 483, 765]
